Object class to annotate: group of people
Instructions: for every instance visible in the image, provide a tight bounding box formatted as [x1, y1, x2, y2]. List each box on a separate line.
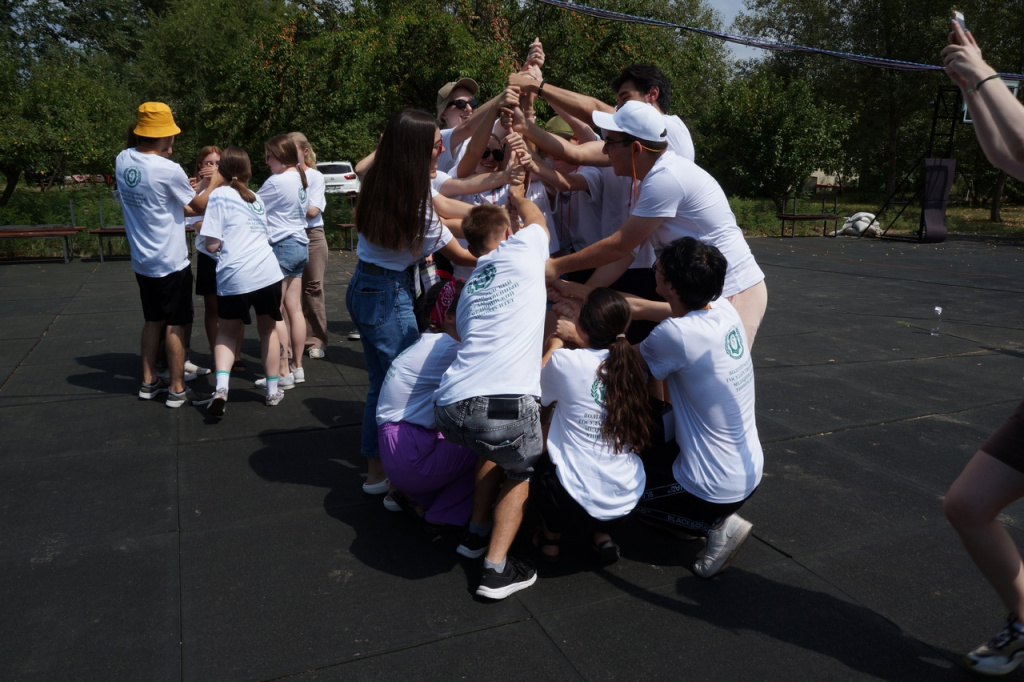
[346, 42, 766, 601]
[117, 104, 330, 414]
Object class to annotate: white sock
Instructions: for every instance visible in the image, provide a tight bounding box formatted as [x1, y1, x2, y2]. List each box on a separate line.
[267, 376, 278, 396]
[215, 371, 230, 392]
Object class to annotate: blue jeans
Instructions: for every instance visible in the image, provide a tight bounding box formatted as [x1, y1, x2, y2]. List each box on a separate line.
[434, 395, 543, 481]
[345, 262, 419, 458]
[272, 236, 309, 278]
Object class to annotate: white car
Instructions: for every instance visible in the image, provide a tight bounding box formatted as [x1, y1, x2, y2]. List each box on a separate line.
[318, 161, 360, 195]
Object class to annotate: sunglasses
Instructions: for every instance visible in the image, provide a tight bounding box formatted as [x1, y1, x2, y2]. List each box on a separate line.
[449, 98, 479, 110]
[481, 147, 505, 162]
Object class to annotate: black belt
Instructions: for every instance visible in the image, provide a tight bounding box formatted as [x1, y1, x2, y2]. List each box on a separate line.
[358, 260, 409, 276]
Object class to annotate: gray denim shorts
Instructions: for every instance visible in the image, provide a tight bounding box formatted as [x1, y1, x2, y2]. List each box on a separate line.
[434, 395, 543, 481]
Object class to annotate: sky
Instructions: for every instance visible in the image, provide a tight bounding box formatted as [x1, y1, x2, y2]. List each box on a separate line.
[706, 0, 761, 61]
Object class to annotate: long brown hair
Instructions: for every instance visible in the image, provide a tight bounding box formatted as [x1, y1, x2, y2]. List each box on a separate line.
[265, 134, 308, 189]
[217, 147, 257, 204]
[356, 108, 437, 253]
[578, 288, 652, 453]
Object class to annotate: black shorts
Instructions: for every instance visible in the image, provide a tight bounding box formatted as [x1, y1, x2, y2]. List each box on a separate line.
[609, 268, 662, 344]
[532, 455, 629, 535]
[136, 266, 194, 326]
[217, 281, 283, 325]
[982, 399, 1024, 473]
[195, 252, 218, 296]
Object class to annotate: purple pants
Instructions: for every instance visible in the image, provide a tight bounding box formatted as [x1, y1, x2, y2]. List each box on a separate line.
[378, 421, 476, 526]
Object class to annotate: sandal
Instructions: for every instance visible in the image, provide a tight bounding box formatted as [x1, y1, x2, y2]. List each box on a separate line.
[593, 539, 620, 566]
[532, 529, 561, 562]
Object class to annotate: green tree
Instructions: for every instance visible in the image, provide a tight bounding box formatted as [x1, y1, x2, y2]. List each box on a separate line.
[703, 67, 849, 209]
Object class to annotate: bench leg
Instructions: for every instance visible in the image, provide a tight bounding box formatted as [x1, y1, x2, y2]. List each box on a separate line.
[98, 235, 105, 263]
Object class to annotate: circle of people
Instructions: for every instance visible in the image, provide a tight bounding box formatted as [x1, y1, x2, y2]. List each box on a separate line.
[115, 40, 766, 602]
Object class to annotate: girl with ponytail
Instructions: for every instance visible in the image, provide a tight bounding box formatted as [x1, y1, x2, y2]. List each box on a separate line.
[534, 287, 652, 564]
[200, 147, 286, 415]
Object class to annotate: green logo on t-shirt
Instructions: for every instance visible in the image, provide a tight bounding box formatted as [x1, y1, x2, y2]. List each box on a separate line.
[248, 200, 265, 216]
[725, 326, 745, 359]
[466, 263, 496, 294]
[590, 378, 606, 408]
[298, 188, 307, 203]
[122, 167, 142, 188]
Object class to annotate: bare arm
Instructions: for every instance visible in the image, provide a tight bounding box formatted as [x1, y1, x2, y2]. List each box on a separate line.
[508, 73, 615, 121]
[942, 23, 1024, 179]
[354, 149, 376, 178]
[507, 174, 548, 241]
[515, 116, 610, 166]
[432, 194, 475, 219]
[549, 215, 663, 280]
[438, 236, 476, 267]
[185, 173, 221, 216]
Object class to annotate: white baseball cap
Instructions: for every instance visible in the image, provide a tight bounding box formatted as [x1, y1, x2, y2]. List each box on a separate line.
[592, 101, 666, 142]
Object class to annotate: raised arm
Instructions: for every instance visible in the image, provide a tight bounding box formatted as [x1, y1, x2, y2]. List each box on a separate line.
[942, 21, 1024, 179]
[508, 73, 615, 121]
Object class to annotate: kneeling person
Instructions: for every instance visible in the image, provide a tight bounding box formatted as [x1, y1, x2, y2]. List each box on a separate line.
[635, 237, 763, 577]
[434, 182, 549, 600]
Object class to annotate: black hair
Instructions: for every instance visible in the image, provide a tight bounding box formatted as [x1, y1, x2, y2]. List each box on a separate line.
[611, 64, 671, 112]
[656, 237, 727, 311]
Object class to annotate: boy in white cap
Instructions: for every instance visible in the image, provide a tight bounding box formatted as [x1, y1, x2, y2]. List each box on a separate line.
[548, 100, 768, 347]
[116, 102, 213, 407]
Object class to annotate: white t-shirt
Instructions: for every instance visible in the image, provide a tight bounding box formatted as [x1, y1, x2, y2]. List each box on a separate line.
[437, 128, 470, 175]
[430, 170, 452, 194]
[457, 178, 559, 255]
[377, 333, 460, 428]
[639, 299, 763, 503]
[632, 151, 764, 297]
[580, 166, 656, 270]
[435, 223, 549, 405]
[115, 148, 195, 277]
[356, 204, 453, 271]
[664, 114, 695, 162]
[201, 187, 283, 296]
[259, 170, 310, 246]
[304, 168, 326, 229]
[541, 348, 646, 519]
[549, 164, 603, 254]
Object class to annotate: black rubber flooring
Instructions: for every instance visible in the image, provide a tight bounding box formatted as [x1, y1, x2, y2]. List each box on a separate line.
[3, 234, 1023, 680]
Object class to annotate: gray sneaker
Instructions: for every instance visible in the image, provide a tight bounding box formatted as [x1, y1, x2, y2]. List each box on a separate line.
[265, 390, 285, 407]
[347, 330, 361, 341]
[207, 388, 228, 417]
[158, 368, 198, 383]
[255, 374, 295, 390]
[166, 388, 213, 409]
[693, 514, 752, 578]
[966, 616, 1024, 675]
[139, 377, 170, 400]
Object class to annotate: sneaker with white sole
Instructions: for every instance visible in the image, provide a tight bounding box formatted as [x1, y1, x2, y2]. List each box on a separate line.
[347, 330, 361, 341]
[693, 513, 752, 578]
[965, 615, 1024, 675]
[207, 388, 228, 417]
[476, 555, 537, 600]
[139, 377, 170, 400]
[166, 388, 213, 408]
[255, 374, 295, 390]
[158, 368, 198, 383]
[290, 366, 305, 383]
[265, 390, 285, 406]
[308, 347, 326, 359]
[184, 360, 211, 376]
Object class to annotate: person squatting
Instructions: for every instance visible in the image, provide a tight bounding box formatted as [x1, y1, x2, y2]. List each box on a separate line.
[118, 39, 767, 601]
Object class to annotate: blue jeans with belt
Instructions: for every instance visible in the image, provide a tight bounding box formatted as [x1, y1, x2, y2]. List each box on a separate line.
[345, 261, 419, 459]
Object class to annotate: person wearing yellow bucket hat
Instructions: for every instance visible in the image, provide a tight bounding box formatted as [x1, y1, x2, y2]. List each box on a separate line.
[116, 102, 216, 408]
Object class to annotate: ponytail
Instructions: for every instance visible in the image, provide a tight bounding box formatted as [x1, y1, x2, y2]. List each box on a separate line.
[579, 288, 652, 453]
[217, 147, 257, 204]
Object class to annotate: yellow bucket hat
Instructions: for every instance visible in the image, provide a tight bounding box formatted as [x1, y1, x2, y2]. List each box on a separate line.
[133, 102, 181, 138]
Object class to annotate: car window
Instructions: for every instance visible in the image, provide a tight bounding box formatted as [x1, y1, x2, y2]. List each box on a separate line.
[318, 164, 352, 175]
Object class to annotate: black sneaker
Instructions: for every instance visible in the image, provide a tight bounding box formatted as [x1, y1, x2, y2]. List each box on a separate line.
[456, 531, 490, 559]
[476, 555, 537, 600]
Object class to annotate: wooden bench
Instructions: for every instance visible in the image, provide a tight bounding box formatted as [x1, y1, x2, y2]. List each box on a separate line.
[0, 225, 88, 262]
[777, 195, 841, 237]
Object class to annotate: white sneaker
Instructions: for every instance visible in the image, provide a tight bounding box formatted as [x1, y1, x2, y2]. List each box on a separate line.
[265, 390, 285, 406]
[290, 366, 305, 383]
[255, 374, 295, 390]
[184, 360, 211, 376]
[208, 388, 228, 417]
[693, 514, 752, 578]
[308, 348, 326, 359]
